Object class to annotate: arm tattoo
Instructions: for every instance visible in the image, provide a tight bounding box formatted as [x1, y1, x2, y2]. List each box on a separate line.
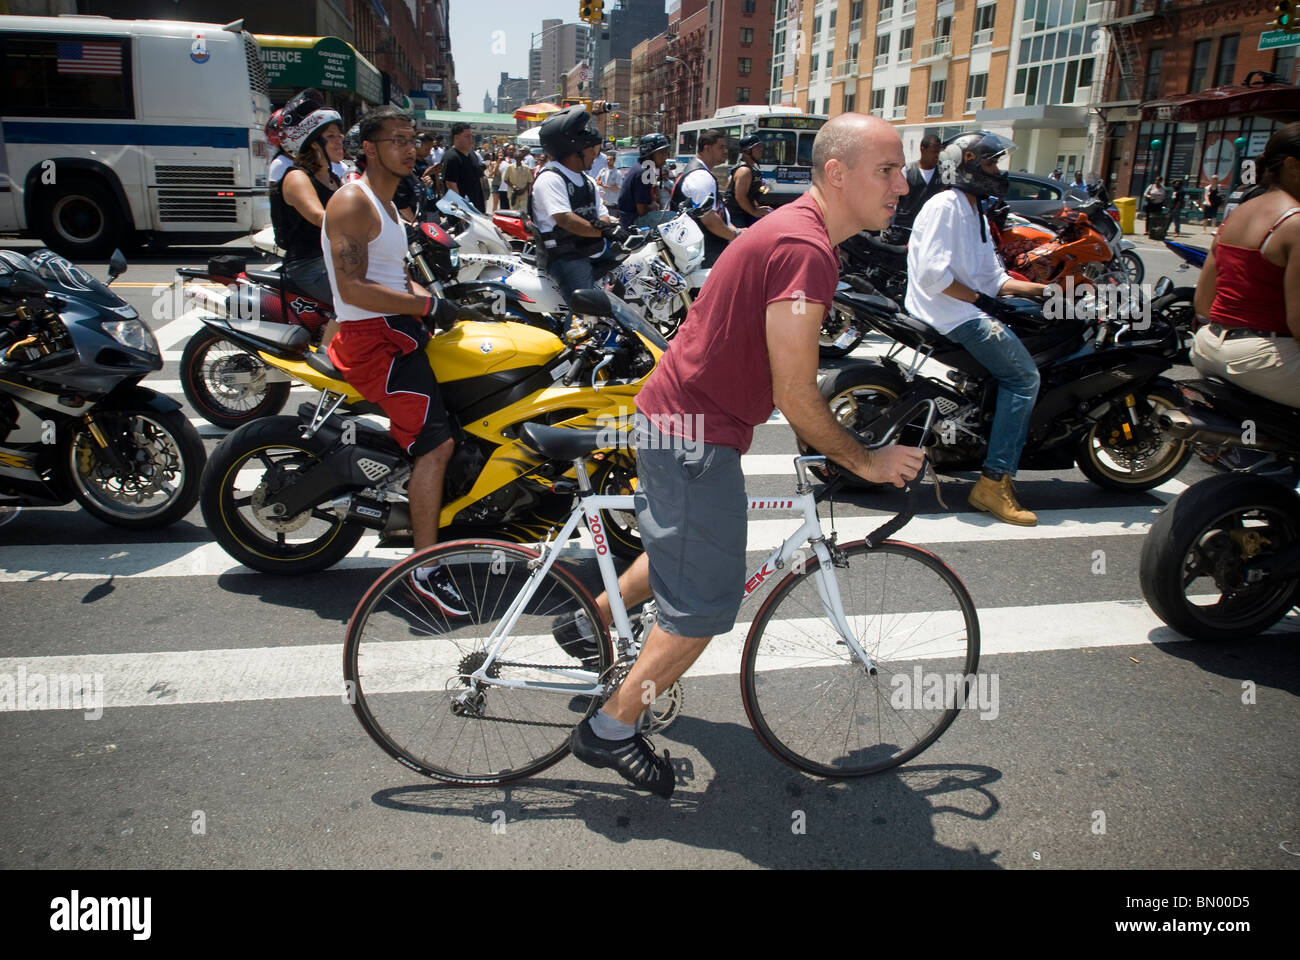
[338, 234, 366, 279]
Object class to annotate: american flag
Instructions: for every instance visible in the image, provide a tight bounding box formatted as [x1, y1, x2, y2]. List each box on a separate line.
[56, 41, 122, 76]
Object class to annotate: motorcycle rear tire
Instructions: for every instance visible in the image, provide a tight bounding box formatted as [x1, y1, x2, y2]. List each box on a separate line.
[818, 306, 866, 359]
[1139, 473, 1300, 641]
[809, 364, 907, 489]
[201, 416, 365, 574]
[181, 327, 291, 430]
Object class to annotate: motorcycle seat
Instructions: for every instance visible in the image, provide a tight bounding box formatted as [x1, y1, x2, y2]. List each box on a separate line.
[304, 348, 346, 382]
[1191, 378, 1300, 428]
[225, 316, 310, 356]
[853, 231, 908, 258]
[519, 422, 606, 461]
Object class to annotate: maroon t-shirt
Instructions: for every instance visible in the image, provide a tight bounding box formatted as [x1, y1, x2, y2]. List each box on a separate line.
[636, 192, 839, 453]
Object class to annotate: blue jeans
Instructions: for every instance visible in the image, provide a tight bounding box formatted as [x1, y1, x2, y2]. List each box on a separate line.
[547, 247, 619, 304]
[944, 315, 1040, 476]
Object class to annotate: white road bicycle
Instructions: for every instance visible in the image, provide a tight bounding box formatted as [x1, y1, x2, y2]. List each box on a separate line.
[344, 401, 980, 784]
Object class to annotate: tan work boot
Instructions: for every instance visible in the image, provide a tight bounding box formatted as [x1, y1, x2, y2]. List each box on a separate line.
[968, 473, 1038, 526]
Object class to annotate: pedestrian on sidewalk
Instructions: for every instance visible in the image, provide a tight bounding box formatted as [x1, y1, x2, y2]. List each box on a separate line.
[1143, 177, 1167, 235]
[1202, 175, 1222, 232]
[1170, 178, 1186, 236]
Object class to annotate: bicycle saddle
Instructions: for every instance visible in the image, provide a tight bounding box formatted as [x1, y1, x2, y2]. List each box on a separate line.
[519, 422, 607, 461]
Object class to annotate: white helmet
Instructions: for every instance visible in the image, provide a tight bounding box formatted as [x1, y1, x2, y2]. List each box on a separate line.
[281, 107, 343, 157]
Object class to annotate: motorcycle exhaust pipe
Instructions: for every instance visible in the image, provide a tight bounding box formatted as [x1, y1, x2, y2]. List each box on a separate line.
[327, 495, 412, 533]
[1157, 408, 1285, 450]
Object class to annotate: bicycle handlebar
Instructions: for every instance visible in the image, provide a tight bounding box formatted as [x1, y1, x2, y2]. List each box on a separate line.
[810, 398, 938, 545]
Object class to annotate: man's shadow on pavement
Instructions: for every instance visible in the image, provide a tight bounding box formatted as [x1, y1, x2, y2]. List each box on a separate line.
[371, 714, 1003, 868]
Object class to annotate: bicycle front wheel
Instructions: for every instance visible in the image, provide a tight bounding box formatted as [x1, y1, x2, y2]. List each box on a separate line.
[344, 541, 614, 784]
[741, 541, 979, 777]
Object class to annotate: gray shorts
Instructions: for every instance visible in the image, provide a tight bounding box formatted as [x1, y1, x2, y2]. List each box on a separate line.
[632, 414, 747, 638]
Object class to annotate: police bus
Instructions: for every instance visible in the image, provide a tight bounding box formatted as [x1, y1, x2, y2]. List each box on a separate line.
[674, 105, 828, 207]
[0, 15, 271, 257]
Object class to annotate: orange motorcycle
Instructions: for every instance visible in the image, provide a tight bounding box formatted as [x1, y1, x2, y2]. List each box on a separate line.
[991, 199, 1127, 288]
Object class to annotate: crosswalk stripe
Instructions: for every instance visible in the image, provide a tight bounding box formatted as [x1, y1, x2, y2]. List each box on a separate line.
[0, 483, 1182, 582]
[4, 597, 1266, 713]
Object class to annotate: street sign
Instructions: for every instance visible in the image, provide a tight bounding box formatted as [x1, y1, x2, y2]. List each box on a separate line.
[1259, 29, 1300, 50]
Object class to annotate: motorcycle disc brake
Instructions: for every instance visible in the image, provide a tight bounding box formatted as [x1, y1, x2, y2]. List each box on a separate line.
[250, 480, 312, 533]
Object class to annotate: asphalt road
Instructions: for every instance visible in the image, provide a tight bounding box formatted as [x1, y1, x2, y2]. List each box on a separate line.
[0, 236, 1295, 870]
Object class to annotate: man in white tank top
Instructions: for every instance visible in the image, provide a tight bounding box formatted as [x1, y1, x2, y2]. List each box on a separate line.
[323, 107, 467, 615]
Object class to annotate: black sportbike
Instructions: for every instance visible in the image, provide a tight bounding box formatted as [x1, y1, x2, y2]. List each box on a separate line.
[812, 289, 1191, 491]
[1140, 377, 1300, 640]
[0, 249, 204, 529]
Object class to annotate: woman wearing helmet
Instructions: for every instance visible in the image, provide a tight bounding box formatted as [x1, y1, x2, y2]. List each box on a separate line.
[723, 133, 773, 227]
[905, 131, 1048, 526]
[270, 99, 346, 312]
[529, 104, 624, 302]
[616, 132, 670, 228]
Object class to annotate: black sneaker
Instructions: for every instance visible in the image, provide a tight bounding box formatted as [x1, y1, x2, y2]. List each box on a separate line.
[551, 610, 601, 671]
[569, 718, 675, 798]
[409, 565, 470, 617]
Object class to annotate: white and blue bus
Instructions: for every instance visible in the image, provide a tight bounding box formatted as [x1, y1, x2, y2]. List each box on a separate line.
[0, 15, 271, 257]
[674, 105, 828, 207]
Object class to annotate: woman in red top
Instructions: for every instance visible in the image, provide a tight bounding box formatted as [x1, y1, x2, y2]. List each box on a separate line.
[1190, 123, 1300, 409]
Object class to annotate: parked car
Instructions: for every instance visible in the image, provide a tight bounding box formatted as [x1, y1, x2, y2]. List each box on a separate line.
[1004, 172, 1119, 224]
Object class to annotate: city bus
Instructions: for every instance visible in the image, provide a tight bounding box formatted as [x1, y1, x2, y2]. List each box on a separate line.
[0, 15, 271, 257]
[674, 105, 828, 207]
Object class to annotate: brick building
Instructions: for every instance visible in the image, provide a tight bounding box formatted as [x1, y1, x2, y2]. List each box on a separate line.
[1098, 0, 1300, 199]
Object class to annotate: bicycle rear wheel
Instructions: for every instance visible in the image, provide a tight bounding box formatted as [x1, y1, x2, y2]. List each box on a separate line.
[741, 541, 979, 777]
[344, 541, 614, 784]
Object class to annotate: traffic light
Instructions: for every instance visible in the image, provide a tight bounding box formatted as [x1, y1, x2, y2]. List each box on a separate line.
[579, 0, 604, 24]
[1274, 0, 1298, 32]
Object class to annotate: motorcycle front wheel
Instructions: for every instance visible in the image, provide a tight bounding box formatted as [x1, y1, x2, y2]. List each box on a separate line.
[1140, 473, 1300, 641]
[1076, 386, 1191, 491]
[200, 416, 365, 574]
[67, 406, 205, 529]
[181, 327, 291, 430]
[594, 453, 642, 560]
[1121, 249, 1145, 285]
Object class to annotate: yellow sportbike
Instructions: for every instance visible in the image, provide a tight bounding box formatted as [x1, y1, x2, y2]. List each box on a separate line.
[198, 288, 661, 575]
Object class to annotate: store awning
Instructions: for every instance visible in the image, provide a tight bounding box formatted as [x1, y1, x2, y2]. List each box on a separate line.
[1141, 79, 1300, 124]
[514, 102, 561, 123]
[255, 35, 383, 106]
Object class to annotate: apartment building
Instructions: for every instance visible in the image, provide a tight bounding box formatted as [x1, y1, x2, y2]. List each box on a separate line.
[774, 0, 1109, 172]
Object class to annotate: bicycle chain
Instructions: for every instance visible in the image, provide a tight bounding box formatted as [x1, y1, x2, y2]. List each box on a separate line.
[453, 659, 611, 730]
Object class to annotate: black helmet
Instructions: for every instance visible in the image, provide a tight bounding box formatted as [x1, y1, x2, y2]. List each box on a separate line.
[344, 123, 364, 162]
[738, 133, 763, 153]
[638, 132, 670, 161]
[539, 104, 602, 162]
[937, 131, 1016, 200]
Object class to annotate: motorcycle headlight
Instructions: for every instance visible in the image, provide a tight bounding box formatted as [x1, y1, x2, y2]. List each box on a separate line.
[684, 234, 704, 267]
[104, 318, 160, 356]
[449, 248, 460, 269]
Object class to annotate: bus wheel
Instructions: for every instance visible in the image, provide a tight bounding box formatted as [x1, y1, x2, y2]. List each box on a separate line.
[36, 178, 126, 259]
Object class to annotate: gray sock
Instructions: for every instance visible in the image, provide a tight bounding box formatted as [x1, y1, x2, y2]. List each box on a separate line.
[588, 708, 636, 741]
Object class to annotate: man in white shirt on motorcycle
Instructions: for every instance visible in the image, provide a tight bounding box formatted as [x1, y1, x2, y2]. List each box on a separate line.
[528, 104, 625, 303]
[906, 131, 1048, 526]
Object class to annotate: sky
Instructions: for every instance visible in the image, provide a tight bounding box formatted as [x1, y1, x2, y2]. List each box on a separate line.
[448, 1, 671, 112]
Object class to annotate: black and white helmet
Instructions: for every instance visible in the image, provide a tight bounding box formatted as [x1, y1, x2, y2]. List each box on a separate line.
[539, 105, 602, 162]
[281, 106, 343, 157]
[937, 131, 1017, 200]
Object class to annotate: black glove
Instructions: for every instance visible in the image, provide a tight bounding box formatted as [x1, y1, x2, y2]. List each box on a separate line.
[596, 220, 629, 245]
[455, 305, 495, 324]
[973, 292, 1013, 320]
[420, 297, 458, 332]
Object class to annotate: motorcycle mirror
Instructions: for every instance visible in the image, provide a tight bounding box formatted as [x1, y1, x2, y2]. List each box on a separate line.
[1153, 276, 1173, 299]
[107, 249, 127, 283]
